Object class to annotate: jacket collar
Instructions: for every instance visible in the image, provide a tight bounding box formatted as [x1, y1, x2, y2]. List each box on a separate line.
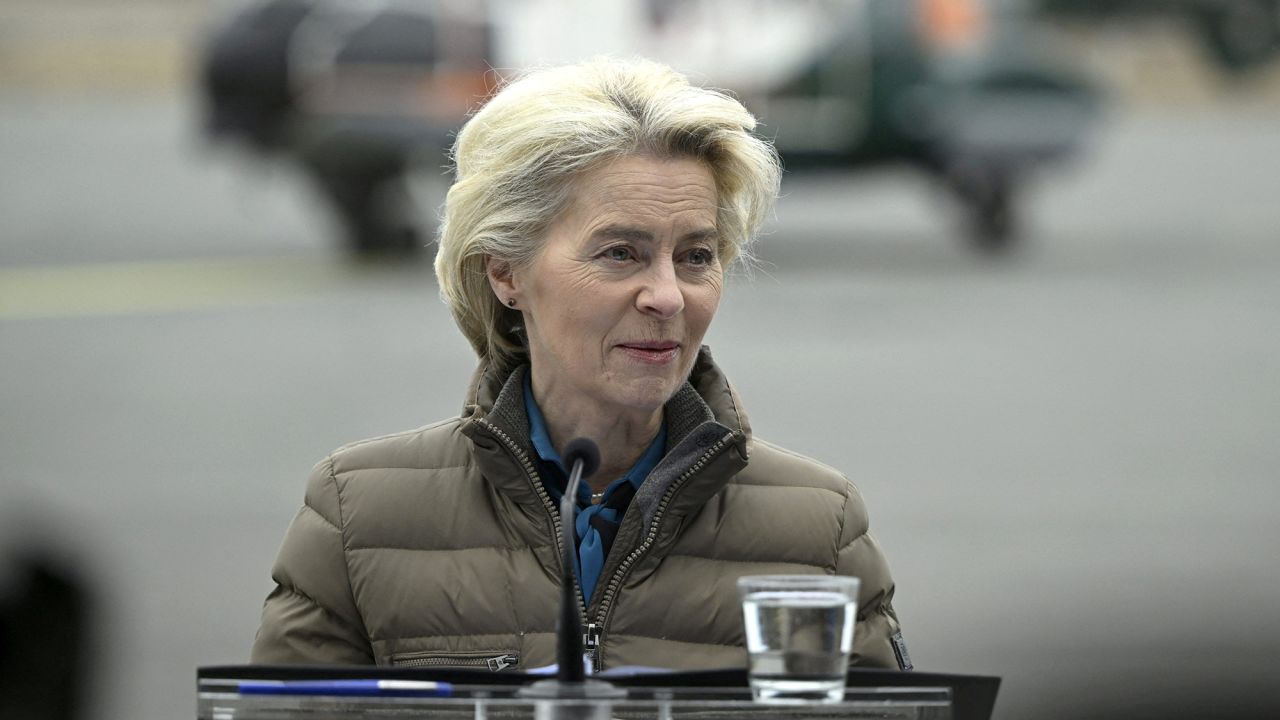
[459, 346, 751, 520]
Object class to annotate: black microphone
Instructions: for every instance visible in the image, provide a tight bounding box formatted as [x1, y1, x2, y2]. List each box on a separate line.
[557, 437, 600, 683]
[563, 438, 601, 487]
[519, 436, 625, 716]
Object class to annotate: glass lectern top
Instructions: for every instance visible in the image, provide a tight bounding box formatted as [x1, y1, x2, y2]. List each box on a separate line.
[198, 678, 952, 720]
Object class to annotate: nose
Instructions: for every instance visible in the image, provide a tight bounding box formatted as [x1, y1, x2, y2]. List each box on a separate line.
[636, 258, 684, 320]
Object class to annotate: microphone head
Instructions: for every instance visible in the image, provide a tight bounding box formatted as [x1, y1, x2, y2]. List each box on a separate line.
[562, 437, 601, 479]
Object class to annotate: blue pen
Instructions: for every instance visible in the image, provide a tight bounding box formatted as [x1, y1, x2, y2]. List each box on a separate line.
[238, 679, 454, 697]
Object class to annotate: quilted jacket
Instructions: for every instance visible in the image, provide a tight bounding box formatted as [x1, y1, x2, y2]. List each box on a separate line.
[251, 348, 906, 671]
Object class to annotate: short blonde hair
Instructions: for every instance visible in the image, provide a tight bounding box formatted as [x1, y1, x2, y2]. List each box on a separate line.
[435, 56, 781, 371]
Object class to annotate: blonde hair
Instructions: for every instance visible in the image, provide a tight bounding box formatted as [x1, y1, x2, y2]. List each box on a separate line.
[435, 57, 781, 372]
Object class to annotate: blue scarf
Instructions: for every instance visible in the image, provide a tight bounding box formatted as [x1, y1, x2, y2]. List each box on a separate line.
[523, 373, 666, 604]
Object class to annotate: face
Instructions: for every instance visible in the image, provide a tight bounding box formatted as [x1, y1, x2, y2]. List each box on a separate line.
[494, 154, 723, 418]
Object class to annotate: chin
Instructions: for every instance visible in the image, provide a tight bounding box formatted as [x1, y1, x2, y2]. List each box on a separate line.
[608, 376, 680, 413]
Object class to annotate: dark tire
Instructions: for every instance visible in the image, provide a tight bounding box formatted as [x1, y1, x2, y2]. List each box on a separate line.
[308, 165, 427, 258]
[945, 159, 1020, 255]
[968, 184, 1017, 254]
[1196, 0, 1280, 73]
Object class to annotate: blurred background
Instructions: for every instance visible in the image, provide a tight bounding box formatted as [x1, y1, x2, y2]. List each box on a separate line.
[2, 0, 1278, 718]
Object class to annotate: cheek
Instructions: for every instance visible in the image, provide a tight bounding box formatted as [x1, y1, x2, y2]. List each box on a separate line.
[558, 287, 621, 353]
[530, 268, 608, 336]
[687, 282, 723, 329]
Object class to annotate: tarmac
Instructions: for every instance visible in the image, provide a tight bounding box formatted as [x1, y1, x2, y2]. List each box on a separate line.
[2, 5, 1279, 720]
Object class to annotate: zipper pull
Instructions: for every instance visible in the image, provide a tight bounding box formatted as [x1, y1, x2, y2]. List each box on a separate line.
[583, 623, 601, 674]
[486, 654, 517, 672]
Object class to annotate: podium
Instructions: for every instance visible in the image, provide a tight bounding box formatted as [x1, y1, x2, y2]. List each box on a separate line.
[198, 666, 1000, 720]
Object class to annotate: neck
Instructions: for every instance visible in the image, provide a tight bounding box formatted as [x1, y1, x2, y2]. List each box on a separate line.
[531, 377, 662, 495]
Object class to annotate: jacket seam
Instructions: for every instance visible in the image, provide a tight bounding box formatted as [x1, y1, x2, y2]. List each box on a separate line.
[299, 502, 339, 532]
[838, 530, 869, 555]
[834, 479, 854, 574]
[751, 438, 847, 479]
[724, 480, 845, 498]
[274, 583, 355, 629]
[372, 631, 543, 644]
[662, 552, 826, 568]
[854, 582, 894, 622]
[333, 419, 460, 455]
[609, 632, 743, 648]
[327, 455, 362, 626]
[333, 464, 468, 477]
[724, 380, 744, 434]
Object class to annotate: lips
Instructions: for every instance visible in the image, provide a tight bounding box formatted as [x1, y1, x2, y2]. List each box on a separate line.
[617, 341, 680, 365]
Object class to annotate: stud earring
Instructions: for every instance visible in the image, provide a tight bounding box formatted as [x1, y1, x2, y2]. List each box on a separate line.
[506, 298, 517, 308]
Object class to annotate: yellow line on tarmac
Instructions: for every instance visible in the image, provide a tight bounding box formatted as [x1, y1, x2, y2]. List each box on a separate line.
[0, 256, 369, 320]
[0, 39, 188, 93]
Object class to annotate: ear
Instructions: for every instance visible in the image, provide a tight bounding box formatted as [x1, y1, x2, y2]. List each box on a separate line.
[485, 255, 520, 305]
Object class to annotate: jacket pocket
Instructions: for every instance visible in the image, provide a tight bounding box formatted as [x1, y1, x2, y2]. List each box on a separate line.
[389, 649, 520, 672]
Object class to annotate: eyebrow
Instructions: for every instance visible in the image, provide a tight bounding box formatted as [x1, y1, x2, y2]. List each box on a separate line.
[590, 225, 719, 243]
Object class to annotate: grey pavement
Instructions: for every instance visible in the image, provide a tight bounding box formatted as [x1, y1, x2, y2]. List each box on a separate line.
[2, 86, 1280, 720]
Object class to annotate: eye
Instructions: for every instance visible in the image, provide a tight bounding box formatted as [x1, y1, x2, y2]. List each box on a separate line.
[684, 247, 716, 266]
[602, 245, 635, 263]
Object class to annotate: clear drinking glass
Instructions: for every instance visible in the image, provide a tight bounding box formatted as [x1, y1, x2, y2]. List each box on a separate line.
[738, 575, 860, 703]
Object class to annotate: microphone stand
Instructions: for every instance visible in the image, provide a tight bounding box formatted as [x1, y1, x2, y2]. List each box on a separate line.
[518, 437, 625, 719]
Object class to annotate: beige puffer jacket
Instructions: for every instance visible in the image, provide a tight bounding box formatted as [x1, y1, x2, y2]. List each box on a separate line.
[251, 348, 907, 672]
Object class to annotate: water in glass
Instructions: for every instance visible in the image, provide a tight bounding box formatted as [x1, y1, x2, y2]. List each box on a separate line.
[742, 590, 854, 703]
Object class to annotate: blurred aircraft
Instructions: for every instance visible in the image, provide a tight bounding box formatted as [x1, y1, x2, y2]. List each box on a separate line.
[1037, 0, 1280, 74]
[200, 0, 1098, 256]
[201, 0, 492, 256]
[725, 0, 1100, 251]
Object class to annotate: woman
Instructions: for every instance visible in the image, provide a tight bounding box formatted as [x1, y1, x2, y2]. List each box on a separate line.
[251, 57, 908, 672]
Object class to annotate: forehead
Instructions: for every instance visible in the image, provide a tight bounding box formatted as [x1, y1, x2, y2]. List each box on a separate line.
[564, 155, 719, 226]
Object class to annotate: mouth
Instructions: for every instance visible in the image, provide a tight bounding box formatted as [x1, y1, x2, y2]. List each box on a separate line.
[616, 341, 680, 365]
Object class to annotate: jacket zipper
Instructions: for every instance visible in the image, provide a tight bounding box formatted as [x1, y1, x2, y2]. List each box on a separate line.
[475, 418, 591, 657]
[589, 432, 737, 670]
[583, 623, 602, 673]
[392, 652, 519, 671]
